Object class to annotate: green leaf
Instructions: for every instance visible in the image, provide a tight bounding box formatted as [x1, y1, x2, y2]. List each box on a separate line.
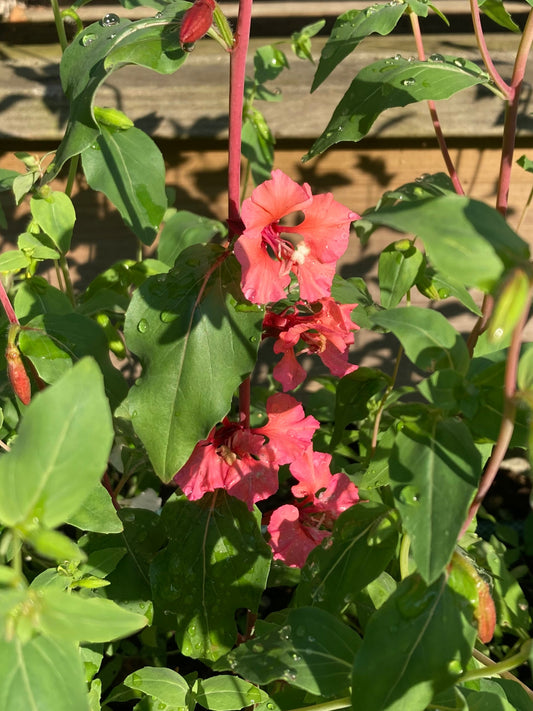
[30, 192, 76, 254]
[294, 503, 400, 615]
[351, 574, 476, 711]
[431, 271, 482, 316]
[362, 196, 530, 291]
[14, 276, 73, 323]
[65, 483, 123, 533]
[150, 492, 271, 661]
[390, 417, 481, 583]
[0, 358, 113, 529]
[37, 589, 147, 643]
[46, 8, 188, 179]
[0, 636, 90, 711]
[517, 154, 533, 173]
[305, 56, 489, 159]
[214, 607, 361, 698]
[479, 0, 520, 32]
[124, 244, 263, 481]
[253, 45, 289, 84]
[371, 306, 470, 374]
[331, 275, 381, 329]
[378, 243, 424, 308]
[0, 168, 20, 191]
[332, 368, 389, 446]
[82, 125, 167, 245]
[242, 112, 275, 186]
[0, 250, 30, 273]
[18, 231, 60, 261]
[312, 3, 407, 91]
[291, 20, 325, 63]
[124, 666, 190, 707]
[195, 676, 263, 710]
[18, 327, 72, 384]
[158, 211, 227, 267]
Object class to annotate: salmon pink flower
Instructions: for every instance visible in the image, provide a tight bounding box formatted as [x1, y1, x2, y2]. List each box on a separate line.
[263, 298, 359, 391]
[267, 448, 359, 567]
[234, 169, 358, 304]
[174, 393, 319, 510]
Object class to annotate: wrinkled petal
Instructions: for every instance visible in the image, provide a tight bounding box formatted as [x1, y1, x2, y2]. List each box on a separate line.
[234, 234, 289, 304]
[319, 342, 358, 379]
[284, 192, 358, 263]
[290, 448, 333, 500]
[226, 452, 280, 510]
[241, 169, 312, 232]
[267, 504, 328, 568]
[255, 393, 319, 464]
[316, 472, 359, 515]
[293, 257, 336, 303]
[174, 439, 228, 501]
[273, 349, 307, 392]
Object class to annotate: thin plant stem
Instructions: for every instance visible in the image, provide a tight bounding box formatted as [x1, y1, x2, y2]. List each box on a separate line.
[469, 0, 510, 97]
[64, 155, 79, 198]
[227, 0, 253, 228]
[371, 344, 403, 452]
[496, 9, 533, 216]
[472, 648, 533, 699]
[289, 698, 351, 711]
[0, 439, 11, 452]
[0, 281, 18, 325]
[461, 290, 532, 536]
[59, 255, 76, 307]
[409, 12, 464, 195]
[459, 642, 532, 686]
[50, 0, 68, 53]
[399, 533, 411, 580]
[239, 377, 251, 428]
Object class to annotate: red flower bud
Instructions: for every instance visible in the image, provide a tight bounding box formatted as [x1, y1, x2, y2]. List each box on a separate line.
[180, 0, 216, 47]
[6, 343, 31, 405]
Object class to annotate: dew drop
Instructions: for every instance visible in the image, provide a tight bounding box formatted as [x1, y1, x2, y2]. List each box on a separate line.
[453, 57, 466, 68]
[407, 56, 415, 62]
[429, 53, 444, 62]
[155, 10, 163, 17]
[384, 57, 395, 65]
[447, 659, 463, 675]
[249, 335, 258, 343]
[82, 33, 96, 46]
[394, 53, 402, 60]
[183, 42, 196, 52]
[291, 653, 301, 662]
[137, 318, 148, 333]
[108, 33, 117, 39]
[401, 77, 416, 86]
[100, 12, 120, 26]
[266, 704, 274, 710]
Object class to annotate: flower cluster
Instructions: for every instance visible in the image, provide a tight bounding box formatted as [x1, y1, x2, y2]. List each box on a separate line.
[268, 448, 359, 567]
[175, 170, 361, 567]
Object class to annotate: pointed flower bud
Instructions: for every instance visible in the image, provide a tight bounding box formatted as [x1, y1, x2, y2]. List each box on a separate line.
[6, 343, 31, 405]
[180, 0, 216, 48]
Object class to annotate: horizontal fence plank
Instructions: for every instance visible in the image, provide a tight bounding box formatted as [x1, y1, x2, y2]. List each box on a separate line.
[0, 33, 531, 142]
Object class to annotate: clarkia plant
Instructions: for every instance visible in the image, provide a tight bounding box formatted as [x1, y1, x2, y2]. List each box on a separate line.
[0, 0, 533, 709]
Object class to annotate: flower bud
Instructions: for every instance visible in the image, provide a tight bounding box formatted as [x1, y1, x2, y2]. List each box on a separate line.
[416, 273, 441, 301]
[487, 267, 531, 344]
[6, 343, 31, 405]
[180, 0, 216, 47]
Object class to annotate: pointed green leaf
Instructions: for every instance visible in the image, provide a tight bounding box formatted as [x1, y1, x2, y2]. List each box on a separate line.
[305, 56, 489, 159]
[65, 483, 123, 533]
[195, 676, 263, 710]
[294, 503, 400, 615]
[0, 358, 113, 528]
[378, 243, 424, 308]
[150, 492, 271, 661]
[0, 250, 30, 273]
[362, 195, 529, 291]
[14, 276, 73, 323]
[18, 327, 72, 384]
[46, 7, 188, 179]
[351, 574, 476, 711]
[30, 192, 76, 254]
[158, 211, 227, 268]
[124, 244, 263, 481]
[18, 231, 61, 261]
[0, 636, 90, 711]
[390, 417, 481, 583]
[312, 3, 407, 91]
[82, 125, 167, 245]
[371, 306, 470, 374]
[124, 666, 190, 707]
[37, 589, 147, 642]
[214, 607, 361, 697]
[479, 0, 520, 32]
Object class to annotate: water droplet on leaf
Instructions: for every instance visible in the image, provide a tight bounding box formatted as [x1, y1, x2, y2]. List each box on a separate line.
[429, 53, 444, 62]
[101, 12, 120, 26]
[82, 33, 96, 46]
[447, 659, 463, 675]
[394, 53, 402, 60]
[137, 318, 148, 333]
[160, 311, 177, 323]
[399, 485, 420, 505]
[453, 57, 466, 68]
[401, 77, 416, 86]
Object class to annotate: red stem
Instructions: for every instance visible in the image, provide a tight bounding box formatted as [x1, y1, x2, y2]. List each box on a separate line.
[227, 0, 253, 229]
[409, 12, 464, 195]
[0, 281, 18, 325]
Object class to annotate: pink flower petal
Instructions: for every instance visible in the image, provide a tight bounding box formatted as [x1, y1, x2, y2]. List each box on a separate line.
[319, 342, 358, 379]
[293, 257, 336, 303]
[267, 504, 328, 568]
[272, 349, 307, 392]
[255, 393, 319, 464]
[234, 234, 289, 304]
[174, 439, 228, 501]
[240, 169, 312, 232]
[316, 472, 360, 515]
[290, 448, 333, 500]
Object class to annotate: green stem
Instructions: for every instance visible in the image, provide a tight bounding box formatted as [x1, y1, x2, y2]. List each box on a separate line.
[469, 0, 510, 97]
[64, 155, 79, 199]
[50, 0, 68, 52]
[59, 255, 76, 306]
[399, 533, 411, 580]
[289, 698, 351, 711]
[459, 642, 532, 685]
